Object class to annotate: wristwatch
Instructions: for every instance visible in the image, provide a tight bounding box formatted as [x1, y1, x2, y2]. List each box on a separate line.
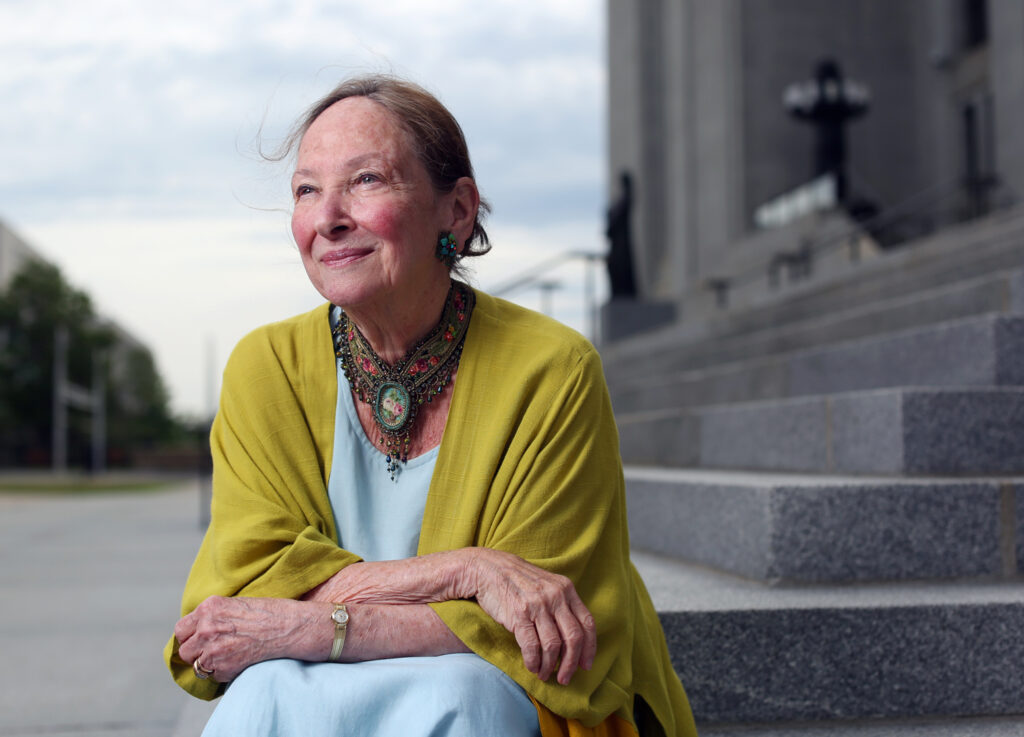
[329, 603, 349, 662]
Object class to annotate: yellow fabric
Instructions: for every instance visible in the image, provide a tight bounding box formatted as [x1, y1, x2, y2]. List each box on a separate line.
[531, 697, 638, 737]
[163, 289, 697, 737]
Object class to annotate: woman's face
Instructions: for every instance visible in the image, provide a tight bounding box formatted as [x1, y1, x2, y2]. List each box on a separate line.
[290, 96, 451, 312]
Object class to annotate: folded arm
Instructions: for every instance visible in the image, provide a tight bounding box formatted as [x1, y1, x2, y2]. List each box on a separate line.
[175, 546, 595, 686]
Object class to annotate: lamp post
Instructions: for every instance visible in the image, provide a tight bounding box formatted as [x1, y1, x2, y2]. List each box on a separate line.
[784, 59, 870, 204]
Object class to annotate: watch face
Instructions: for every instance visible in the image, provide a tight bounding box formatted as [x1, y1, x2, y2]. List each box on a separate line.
[332, 608, 349, 626]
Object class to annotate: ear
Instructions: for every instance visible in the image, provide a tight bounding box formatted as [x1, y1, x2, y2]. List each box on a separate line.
[444, 177, 480, 252]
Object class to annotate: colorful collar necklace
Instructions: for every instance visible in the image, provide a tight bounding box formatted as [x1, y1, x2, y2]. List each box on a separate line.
[332, 282, 474, 480]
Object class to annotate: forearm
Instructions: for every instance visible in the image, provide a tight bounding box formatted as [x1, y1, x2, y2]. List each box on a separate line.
[337, 603, 471, 661]
[270, 601, 471, 663]
[176, 597, 470, 682]
[303, 549, 475, 605]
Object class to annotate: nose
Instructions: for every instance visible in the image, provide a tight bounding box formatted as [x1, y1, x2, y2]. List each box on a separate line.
[314, 191, 354, 239]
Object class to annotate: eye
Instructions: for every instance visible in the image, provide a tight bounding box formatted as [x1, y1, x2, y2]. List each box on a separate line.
[293, 183, 316, 199]
[354, 172, 383, 187]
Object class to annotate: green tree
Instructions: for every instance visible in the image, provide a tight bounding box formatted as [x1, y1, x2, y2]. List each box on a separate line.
[0, 259, 181, 467]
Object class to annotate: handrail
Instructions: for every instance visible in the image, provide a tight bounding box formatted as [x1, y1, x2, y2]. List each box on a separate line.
[485, 250, 606, 343]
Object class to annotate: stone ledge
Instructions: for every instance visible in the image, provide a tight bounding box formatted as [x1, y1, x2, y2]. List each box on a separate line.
[632, 551, 1024, 725]
[617, 388, 1024, 474]
[699, 715, 1024, 736]
[610, 314, 1024, 414]
[625, 467, 1019, 583]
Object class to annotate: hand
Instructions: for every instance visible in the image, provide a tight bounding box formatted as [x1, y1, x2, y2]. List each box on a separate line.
[465, 549, 597, 686]
[175, 596, 328, 682]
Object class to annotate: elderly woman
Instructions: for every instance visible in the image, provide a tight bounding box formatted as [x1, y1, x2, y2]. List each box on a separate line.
[164, 75, 696, 737]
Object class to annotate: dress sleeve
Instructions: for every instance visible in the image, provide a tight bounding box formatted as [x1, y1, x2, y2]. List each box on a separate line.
[163, 323, 361, 700]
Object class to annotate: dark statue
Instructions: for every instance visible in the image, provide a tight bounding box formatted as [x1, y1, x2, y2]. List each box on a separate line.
[605, 171, 638, 298]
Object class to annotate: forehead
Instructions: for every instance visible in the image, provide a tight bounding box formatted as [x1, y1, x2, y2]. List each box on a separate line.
[297, 96, 415, 164]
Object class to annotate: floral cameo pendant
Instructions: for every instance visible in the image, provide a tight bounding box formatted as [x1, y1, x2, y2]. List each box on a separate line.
[374, 382, 411, 432]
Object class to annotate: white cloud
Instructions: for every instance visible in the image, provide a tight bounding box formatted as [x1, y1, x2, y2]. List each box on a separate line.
[2, 0, 608, 416]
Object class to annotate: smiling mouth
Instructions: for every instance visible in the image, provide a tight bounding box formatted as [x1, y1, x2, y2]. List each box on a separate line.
[322, 248, 372, 267]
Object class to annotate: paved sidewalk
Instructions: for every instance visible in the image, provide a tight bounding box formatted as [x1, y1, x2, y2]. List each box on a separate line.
[0, 480, 213, 737]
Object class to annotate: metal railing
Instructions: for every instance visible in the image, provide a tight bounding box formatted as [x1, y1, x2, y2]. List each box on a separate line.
[486, 250, 606, 344]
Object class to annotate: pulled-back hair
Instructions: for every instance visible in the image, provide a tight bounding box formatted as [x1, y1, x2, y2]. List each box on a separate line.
[280, 75, 491, 263]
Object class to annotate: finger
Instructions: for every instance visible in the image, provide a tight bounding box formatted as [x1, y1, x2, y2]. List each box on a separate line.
[174, 613, 197, 644]
[553, 605, 585, 685]
[533, 611, 563, 683]
[513, 621, 542, 676]
[566, 596, 597, 671]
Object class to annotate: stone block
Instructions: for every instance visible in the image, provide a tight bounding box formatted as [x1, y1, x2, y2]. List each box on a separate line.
[611, 314, 1024, 416]
[619, 388, 1024, 474]
[700, 396, 829, 472]
[698, 715, 1024, 736]
[625, 468, 774, 580]
[662, 602, 1024, 724]
[788, 315, 1005, 396]
[994, 316, 1024, 384]
[617, 413, 699, 467]
[632, 552, 1024, 724]
[768, 481, 1001, 581]
[1015, 483, 1024, 574]
[600, 298, 676, 344]
[625, 469, 1005, 583]
[830, 391, 905, 474]
[901, 390, 1024, 474]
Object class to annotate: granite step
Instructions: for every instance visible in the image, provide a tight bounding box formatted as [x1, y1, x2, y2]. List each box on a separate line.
[602, 206, 1024, 381]
[632, 550, 1024, 726]
[698, 715, 1024, 736]
[625, 467, 1022, 583]
[686, 206, 1024, 346]
[603, 268, 1024, 386]
[616, 387, 1024, 475]
[610, 314, 1024, 415]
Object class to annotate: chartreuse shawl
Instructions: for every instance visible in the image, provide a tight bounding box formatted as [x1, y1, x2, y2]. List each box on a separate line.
[164, 289, 697, 737]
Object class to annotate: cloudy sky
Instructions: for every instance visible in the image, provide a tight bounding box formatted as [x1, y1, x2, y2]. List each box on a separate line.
[1, 0, 608, 418]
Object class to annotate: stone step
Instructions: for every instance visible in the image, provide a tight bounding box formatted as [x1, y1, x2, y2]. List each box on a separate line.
[698, 716, 1024, 737]
[625, 467, 1022, 583]
[632, 550, 1024, 726]
[601, 205, 1024, 382]
[617, 387, 1024, 475]
[610, 313, 1024, 414]
[603, 267, 1024, 387]
[688, 205, 1024, 345]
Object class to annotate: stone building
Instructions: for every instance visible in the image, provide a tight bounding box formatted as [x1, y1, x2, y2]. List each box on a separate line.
[607, 0, 1024, 313]
[0, 219, 44, 289]
[604, 1, 1024, 733]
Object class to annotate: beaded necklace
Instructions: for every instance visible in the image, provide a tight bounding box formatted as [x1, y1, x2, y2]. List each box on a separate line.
[332, 282, 474, 480]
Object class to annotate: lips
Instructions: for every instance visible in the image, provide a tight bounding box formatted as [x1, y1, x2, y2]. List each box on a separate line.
[321, 248, 373, 267]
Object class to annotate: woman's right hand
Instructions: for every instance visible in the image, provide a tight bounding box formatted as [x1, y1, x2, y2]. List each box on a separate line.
[461, 548, 597, 686]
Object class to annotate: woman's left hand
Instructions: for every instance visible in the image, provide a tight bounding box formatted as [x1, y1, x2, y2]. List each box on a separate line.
[175, 596, 329, 682]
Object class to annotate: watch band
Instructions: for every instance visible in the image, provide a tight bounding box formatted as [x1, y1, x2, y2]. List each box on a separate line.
[329, 603, 349, 662]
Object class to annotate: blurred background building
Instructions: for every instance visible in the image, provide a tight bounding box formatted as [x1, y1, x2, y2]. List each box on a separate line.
[602, 0, 1024, 734]
[0, 219, 43, 289]
[606, 0, 1022, 317]
[0, 218, 184, 469]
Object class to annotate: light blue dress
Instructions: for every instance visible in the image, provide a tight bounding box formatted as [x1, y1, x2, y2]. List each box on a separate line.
[201, 314, 540, 737]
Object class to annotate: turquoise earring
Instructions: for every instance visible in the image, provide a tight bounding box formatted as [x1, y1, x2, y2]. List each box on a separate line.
[436, 232, 458, 267]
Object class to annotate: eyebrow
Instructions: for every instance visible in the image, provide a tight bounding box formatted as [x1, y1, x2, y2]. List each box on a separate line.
[292, 153, 388, 180]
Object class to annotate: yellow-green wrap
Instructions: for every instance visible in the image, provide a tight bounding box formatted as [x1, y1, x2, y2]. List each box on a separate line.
[164, 289, 696, 736]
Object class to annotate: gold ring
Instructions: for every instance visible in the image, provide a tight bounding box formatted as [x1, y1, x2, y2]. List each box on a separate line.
[193, 656, 214, 680]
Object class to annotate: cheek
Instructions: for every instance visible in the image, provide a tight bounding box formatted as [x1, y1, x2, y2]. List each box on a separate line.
[357, 199, 433, 253]
[291, 211, 313, 252]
